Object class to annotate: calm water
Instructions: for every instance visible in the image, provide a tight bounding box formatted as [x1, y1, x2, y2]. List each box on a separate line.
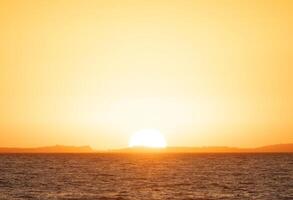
[0, 153, 292, 200]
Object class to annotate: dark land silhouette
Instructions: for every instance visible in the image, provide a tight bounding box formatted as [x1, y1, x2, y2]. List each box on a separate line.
[111, 143, 293, 153]
[0, 144, 292, 153]
[0, 145, 93, 153]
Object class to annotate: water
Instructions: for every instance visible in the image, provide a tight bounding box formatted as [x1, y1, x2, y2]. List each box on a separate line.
[0, 153, 292, 200]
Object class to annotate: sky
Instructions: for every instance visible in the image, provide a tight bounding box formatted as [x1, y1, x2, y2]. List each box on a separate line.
[0, 0, 292, 149]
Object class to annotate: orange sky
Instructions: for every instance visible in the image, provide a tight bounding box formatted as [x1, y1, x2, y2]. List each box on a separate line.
[0, 0, 292, 149]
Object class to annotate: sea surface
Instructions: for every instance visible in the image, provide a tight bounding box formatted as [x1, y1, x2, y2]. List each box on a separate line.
[0, 153, 292, 200]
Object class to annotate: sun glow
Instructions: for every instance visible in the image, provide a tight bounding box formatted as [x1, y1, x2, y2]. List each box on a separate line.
[128, 129, 167, 148]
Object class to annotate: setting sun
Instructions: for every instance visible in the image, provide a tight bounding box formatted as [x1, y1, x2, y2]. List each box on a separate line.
[129, 129, 167, 148]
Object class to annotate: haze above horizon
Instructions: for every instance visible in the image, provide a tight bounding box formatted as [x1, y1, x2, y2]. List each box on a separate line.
[0, 0, 292, 149]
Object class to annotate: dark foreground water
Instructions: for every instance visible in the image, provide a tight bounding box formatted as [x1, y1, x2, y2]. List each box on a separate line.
[0, 153, 292, 200]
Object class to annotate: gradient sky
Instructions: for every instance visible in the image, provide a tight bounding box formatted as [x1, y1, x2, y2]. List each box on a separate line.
[0, 0, 292, 149]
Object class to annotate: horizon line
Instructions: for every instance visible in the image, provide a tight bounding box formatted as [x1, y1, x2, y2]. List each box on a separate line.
[0, 143, 292, 153]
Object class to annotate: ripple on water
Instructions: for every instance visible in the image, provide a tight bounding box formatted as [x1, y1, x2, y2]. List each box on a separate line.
[0, 153, 292, 200]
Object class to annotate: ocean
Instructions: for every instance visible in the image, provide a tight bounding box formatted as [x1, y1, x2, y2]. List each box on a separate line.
[0, 153, 292, 200]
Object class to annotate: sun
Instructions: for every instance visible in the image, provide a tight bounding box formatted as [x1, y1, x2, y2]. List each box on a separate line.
[128, 129, 167, 148]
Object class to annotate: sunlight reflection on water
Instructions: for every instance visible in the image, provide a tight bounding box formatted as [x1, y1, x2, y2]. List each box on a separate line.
[0, 153, 292, 199]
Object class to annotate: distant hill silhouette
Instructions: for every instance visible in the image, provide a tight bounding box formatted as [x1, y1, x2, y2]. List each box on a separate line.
[0, 144, 292, 153]
[112, 143, 293, 153]
[0, 145, 93, 153]
[253, 144, 293, 152]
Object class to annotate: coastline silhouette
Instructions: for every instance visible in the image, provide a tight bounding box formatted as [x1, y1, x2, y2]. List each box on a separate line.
[0, 143, 292, 153]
